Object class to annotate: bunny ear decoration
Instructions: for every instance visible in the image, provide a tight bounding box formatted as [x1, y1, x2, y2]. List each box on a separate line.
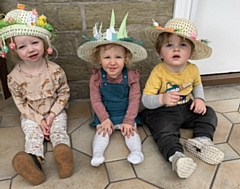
[77, 10, 147, 63]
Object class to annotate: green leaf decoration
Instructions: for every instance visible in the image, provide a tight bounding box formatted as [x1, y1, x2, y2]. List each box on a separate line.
[44, 23, 54, 32]
[0, 20, 18, 29]
[82, 35, 90, 41]
[110, 9, 115, 28]
[81, 9, 144, 47]
[174, 29, 182, 33]
[201, 39, 210, 46]
[99, 22, 102, 34]
[118, 12, 128, 39]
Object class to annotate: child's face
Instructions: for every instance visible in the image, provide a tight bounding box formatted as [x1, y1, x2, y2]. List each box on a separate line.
[99, 44, 126, 78]
[14, 36, 45, 63]
[160, 34, 192, 72]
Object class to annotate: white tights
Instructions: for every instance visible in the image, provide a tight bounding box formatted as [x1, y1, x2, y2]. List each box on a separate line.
[91, 124, 144, 166]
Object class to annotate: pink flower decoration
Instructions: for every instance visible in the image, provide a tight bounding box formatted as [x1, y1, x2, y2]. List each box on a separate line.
[6, 17, 14, 23]
[190, 32, 196, 39]
[32, 9, 38, 16]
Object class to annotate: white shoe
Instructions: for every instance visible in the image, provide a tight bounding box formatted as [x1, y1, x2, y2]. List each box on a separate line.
[186, 137, 224, 164]
[172, 152, 197, 178]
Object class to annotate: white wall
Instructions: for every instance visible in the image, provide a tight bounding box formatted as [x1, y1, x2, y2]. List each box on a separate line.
[174, 0, 240, 75]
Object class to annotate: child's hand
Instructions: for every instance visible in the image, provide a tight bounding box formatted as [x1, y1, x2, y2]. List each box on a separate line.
[160, 92, 181, 106]
[40, 119, 50, 140]
[97, 118, 114, 137]
[190, 98, 206, 115]
[45, 112, 55, 128]
[121, 123, 138, 138]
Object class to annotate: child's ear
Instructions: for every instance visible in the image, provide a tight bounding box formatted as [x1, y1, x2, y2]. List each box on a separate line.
[159, 52, 164, 61]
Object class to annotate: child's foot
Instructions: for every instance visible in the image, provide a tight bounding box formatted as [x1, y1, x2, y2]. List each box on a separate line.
[172, 152, 197, 178]
[12, 151, 45, 185]
[53, 144, 73, 178]
[127, 151, 144, 164]
[186, 137, 224, 164]
[91, 156, 105, 167]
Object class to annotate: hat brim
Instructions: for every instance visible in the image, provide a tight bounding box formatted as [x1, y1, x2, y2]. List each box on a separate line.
[1, 24, 52, 40]
[145, 28, 212, 60]
[77, 40, 147, 63]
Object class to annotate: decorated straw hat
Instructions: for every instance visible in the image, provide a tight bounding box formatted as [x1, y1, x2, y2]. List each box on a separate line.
[0, 4, 54, 57]
[145, 18, 212, 60]
[77, 10, 147, 63]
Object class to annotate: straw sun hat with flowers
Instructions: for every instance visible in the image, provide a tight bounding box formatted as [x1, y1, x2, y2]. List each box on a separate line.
[145, 18, 212, 60]
[0, 3, 55, 58]
[77, 10, 147, 63]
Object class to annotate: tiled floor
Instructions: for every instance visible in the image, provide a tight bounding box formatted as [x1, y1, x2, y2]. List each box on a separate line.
[0, 84, 240, 189]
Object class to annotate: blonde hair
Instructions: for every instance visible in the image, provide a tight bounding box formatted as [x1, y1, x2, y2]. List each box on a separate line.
[155, 32, 195, 56]
[92, 44, 133, 67]
[6, 36, 49, 63]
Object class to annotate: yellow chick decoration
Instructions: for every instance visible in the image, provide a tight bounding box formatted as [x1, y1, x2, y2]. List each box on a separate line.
[37, 15, 47, 27]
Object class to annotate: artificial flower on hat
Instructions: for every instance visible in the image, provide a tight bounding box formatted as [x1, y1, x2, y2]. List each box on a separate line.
[77, 10, 147, 63]
[145, 18, 212, 60]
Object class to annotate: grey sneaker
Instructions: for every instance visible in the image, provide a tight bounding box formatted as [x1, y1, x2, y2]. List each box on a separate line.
[172, 152, 197, 178]
[186, 137, 224, 164]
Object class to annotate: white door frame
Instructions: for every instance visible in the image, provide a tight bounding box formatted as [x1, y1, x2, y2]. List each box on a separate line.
[173, 0, 198, 22]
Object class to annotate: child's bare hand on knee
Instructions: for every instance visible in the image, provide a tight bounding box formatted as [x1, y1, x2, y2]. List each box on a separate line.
[190, 98, 206, 115]
[97, 118, 114, 137]
[121, 123, 137, 139]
